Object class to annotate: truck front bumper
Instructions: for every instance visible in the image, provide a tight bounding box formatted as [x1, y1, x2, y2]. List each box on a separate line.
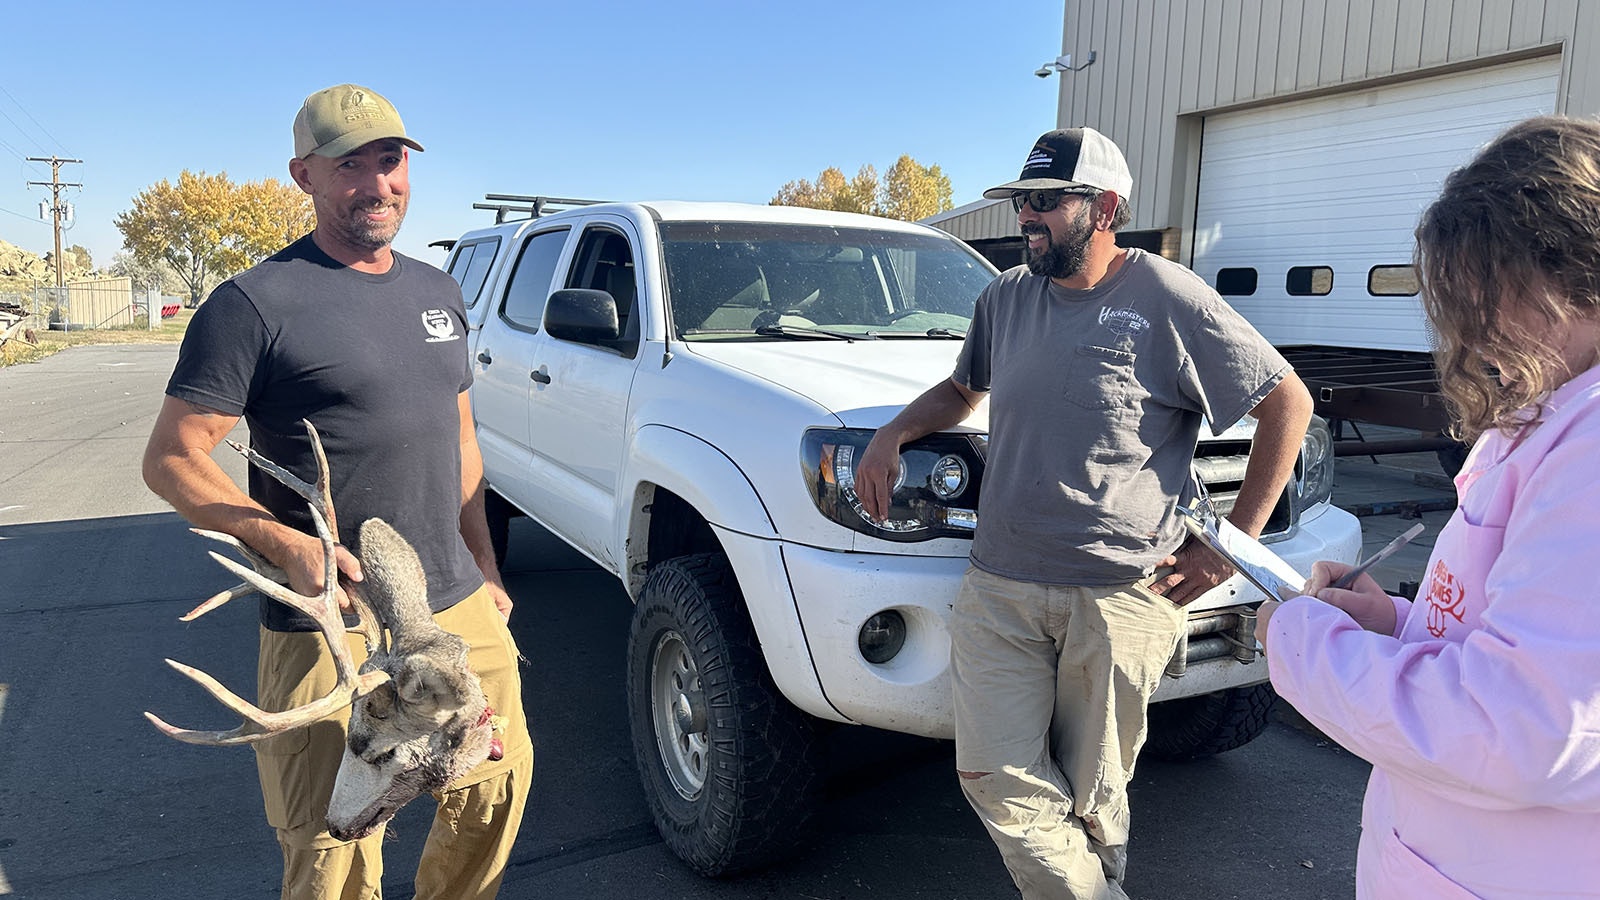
[731, 504, 1363, 739]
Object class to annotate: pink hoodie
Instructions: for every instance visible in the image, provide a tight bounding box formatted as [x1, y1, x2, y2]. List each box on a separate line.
[1267, 362, 1600, 899]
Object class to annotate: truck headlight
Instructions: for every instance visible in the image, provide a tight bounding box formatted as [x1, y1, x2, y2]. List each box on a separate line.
[801, 427, 984, 542]
[1295, 415, 1335, 512]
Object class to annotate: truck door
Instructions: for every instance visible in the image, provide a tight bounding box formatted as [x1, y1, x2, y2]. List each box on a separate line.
[470, 226, 571, 515]
[520, 218, 644, 570]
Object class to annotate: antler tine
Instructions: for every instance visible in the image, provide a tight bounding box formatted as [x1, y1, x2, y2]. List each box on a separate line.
[146, 419, 383, 747]
[144, 665, 391, 746]
[179, 528, 286, 621]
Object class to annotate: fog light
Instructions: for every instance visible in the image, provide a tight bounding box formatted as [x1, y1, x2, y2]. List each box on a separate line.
[858, 610, 907, 664]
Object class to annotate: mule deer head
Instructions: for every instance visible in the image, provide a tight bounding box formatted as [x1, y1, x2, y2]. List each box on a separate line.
[145, 420, 503, 841]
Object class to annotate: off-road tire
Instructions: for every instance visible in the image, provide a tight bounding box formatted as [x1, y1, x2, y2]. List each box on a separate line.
[1143, 683, 1278, 762]
[626, 553, 822, 876]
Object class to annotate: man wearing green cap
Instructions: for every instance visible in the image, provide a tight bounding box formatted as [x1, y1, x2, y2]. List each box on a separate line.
[143, 83, 533, 899]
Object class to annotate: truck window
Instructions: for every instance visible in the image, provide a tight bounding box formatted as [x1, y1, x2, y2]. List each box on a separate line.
[447, 237, 501, 310]
[498, 229, 569, 332]
[564, 227, 639, 357]
[660, 222, 991, 339]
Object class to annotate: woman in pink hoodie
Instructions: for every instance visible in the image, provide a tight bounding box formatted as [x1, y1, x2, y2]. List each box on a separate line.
[1257, 115, 1600, 899]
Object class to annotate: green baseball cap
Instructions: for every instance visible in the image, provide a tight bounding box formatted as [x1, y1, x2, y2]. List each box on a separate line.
[293, 83, 424, 159]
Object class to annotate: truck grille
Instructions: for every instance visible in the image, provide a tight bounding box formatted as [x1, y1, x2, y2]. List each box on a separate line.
[1192, 437, 1295, 541]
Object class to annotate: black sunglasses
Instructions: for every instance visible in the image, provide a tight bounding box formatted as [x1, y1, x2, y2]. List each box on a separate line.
[1010, 189, 1098, 214]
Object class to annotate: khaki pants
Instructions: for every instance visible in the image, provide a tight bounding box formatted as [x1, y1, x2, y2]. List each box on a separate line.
[254, 586, 534, 900]
[952, 566, 1184, 900]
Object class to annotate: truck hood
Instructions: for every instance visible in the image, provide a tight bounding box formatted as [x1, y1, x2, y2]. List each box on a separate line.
[685, 341, 989, 431]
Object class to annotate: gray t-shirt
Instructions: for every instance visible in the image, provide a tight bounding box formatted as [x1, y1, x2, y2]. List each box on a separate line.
[953, 248, 1288, 586]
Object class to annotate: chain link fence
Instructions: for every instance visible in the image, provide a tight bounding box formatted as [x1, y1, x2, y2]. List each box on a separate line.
[0, 281, 168, 333]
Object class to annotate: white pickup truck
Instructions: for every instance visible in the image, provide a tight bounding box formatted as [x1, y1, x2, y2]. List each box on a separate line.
[442, 200, 1363, 876]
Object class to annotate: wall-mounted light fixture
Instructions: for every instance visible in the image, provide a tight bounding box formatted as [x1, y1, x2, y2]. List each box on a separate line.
[1034, 51, 1098, 78]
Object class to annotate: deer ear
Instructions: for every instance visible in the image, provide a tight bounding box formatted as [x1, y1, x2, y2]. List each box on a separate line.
[395, 659, 446, 708]
[397, 655, 472, 711]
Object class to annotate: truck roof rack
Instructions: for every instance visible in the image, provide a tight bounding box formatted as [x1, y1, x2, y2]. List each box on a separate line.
[473, 194, 606, 224]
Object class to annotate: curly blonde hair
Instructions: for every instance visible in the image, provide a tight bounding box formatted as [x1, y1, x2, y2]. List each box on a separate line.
[1415, 115, 1600, 441]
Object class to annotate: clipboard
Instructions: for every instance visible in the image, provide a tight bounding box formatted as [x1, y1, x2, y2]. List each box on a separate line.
[1175, 502, 1308, 602]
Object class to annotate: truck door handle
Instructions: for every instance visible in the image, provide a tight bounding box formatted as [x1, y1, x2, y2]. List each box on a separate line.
[477, 350, 493, 365]
[531, 369, 552, 384]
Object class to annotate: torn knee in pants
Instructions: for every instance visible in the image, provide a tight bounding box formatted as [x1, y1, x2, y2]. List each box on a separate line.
[958, 770, 992, 780]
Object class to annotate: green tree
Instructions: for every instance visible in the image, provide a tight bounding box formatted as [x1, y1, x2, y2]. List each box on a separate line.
[770, 156, 953, 221]
[115, 170, 313, 306]
[110, 249, 186, 295]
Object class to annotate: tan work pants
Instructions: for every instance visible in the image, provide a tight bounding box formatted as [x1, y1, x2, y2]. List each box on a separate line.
[254, 585, 534, 900]
[952, 566, 1184, 900]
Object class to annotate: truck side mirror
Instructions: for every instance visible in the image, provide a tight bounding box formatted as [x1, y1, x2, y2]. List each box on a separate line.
[544, 289, 620, 344]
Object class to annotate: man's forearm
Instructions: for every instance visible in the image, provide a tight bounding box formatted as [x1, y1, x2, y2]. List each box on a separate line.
[143, 448, 304, 567]
[1229, 374, 1314, 537]
[879, 378, 984, 447]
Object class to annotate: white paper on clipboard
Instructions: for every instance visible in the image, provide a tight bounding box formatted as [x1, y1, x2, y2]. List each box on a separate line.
[1177, 505, 1309, 602]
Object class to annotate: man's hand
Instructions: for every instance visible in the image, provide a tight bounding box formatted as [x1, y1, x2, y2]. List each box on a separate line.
[855, 432, 903, 523]
[1149, 536, 1235, 607]
[1305, 559, 1397, 635]
[277, 533, 364, 612]
[486, 581, 513, 622]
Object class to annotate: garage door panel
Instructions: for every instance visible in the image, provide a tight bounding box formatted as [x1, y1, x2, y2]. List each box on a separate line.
[1193, 55, 1558, 351]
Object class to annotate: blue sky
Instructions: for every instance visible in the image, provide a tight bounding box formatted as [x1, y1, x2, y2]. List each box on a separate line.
[0, 0, 1064, 273]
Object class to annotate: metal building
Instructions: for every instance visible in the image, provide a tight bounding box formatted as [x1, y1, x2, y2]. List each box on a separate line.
[928, 0, 1599, 446]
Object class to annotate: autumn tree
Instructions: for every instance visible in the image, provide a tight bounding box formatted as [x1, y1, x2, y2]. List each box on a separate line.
[115, 170, 313, 306]
[880, 156, 954, 222]
[771, 155, 953, 221]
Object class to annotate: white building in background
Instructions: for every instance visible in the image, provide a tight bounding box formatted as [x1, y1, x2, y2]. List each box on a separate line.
[931, 0, 1599, 357]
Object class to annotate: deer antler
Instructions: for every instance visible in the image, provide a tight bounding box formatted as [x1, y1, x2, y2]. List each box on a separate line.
[145, 420, 390, 746]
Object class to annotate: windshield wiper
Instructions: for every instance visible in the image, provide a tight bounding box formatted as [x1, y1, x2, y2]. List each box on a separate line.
[868, 327, 967, 339]
[754, 324, 871, 341]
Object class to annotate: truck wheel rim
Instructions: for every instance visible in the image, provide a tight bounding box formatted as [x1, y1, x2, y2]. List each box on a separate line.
[649, 630, 708, 799]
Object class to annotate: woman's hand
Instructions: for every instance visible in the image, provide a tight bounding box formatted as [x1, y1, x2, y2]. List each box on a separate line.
[1304, 559, 1397, 636]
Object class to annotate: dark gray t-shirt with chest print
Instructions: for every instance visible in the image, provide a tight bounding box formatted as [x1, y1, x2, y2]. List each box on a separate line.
[953, 248, 1288, 587]
[166, 235, 481, 631]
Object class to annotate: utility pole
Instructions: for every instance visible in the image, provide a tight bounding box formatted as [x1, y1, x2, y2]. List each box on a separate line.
[27, 156, 84, 295]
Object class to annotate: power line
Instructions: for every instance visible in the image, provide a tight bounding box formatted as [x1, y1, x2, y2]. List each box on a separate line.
[0, 83, 67, 155]
[0, 204, 46, 223]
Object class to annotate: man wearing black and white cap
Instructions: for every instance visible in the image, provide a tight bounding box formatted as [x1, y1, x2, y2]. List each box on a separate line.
[858, 128, 1311, 898]
[144, 83, 532, 899]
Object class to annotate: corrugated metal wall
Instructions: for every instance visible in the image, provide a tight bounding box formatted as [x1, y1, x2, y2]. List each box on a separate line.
[64, 276, 135, 328]
[1055, 0, 1600, 238]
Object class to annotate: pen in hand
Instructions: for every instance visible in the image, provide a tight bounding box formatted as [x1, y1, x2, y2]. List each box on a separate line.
[1330, 523, 1426, 591]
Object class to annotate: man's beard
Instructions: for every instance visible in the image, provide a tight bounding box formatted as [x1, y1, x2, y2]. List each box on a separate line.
[334, 198, 407, 251]
[1023, 203, 1093, 279]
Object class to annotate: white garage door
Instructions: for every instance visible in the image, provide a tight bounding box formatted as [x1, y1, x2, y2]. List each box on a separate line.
[1191, 56, 1559, 352]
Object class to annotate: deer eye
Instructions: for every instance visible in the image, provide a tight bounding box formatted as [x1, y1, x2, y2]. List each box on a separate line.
[369, 748, 396, 765]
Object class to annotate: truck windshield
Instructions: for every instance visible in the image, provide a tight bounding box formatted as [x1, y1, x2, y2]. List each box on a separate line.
[661, 222, 995, 340]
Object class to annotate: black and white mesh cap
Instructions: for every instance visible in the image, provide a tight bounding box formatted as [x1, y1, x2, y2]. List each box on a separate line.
[983, 127, 1133, 201]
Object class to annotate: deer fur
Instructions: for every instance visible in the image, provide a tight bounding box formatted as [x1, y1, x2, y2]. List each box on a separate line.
[325, 518, 497, 841]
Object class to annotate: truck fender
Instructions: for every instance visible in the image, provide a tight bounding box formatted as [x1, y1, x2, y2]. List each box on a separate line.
[619, 425, 845, 724]
[619, 424, 779, 559]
